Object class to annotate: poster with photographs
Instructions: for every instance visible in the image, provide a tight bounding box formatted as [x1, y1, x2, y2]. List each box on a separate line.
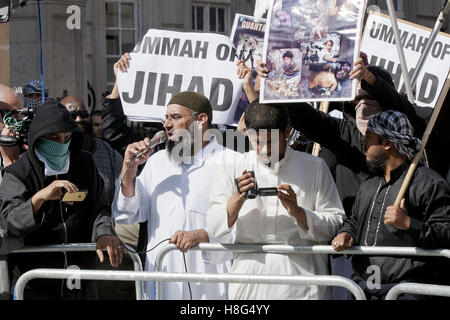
[261, 0, 366, 103]
[230, 14, 266, 124]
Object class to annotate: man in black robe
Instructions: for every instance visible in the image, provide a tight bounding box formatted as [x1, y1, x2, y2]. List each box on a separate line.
[332, 110, 450, 300]
[0, 100, 123, 299]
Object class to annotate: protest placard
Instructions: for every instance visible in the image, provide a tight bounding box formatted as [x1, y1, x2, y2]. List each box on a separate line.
[231, 14, 266, 70]
[230, 14, 266, 124]
[117, 29, 242, 125]
[260, 0, 366, 104]
[360, 11, 450, 109]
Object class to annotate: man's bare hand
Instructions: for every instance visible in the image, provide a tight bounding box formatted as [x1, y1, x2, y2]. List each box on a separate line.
[226, 170, 255, 228]
[349, 58, 376, 85]
[107, 52, 131, 99]
[169, 229, 209, 252]
[123, 138, 153, 170]
[256, 60, 269, 79]
[277, 184, 308, 229]
[236, 60, 253, 87]
[0, 126, 21, 167]
[114, 52, 131, 77]
[331, 232, 355, 251]
[38, 180, 79, 201]
[384, 199, 410, 230]
[96, 235, 126, 267]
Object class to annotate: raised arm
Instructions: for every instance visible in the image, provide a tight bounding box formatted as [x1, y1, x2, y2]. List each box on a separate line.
[102, 53, 142, 155]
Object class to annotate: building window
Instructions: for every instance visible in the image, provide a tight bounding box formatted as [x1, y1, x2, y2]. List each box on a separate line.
[105, 0, 138, 89]
[192, 2, 228, 34]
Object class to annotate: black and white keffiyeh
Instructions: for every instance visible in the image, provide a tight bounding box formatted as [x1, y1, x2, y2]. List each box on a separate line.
[367, 110, 422, 161]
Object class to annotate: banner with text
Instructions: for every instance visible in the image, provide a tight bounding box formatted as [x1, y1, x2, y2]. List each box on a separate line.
[230, 14, 266, 124]
[360, 12, 450, 108]
[118, 29, 242, 124]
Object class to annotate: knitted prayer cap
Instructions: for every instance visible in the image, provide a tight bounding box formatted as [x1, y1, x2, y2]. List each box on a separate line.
[168, 91, 212, 124]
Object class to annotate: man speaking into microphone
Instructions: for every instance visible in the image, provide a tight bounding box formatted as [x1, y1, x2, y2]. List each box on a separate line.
[112, 89, 236, 300]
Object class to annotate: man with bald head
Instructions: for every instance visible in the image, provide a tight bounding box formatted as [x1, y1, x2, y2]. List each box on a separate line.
[0, 84, 22, 111]
[60, 95, 123, 205]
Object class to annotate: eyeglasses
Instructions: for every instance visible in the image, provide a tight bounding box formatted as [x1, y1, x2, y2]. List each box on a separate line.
[162, 112, 198, 124]
[70, 110, 90, 120]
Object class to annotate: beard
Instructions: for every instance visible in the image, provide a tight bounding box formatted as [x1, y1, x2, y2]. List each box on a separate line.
[166, 122, 196, 165]
[79, 119, 95, 152]
[77, 119, 92, 134]
[366, 152, 387, 176]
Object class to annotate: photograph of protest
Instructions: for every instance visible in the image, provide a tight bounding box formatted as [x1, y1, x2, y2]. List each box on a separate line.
[2, 0, 450, 309]
[230, 14, 266, 124]
[261, 0, 366, 103]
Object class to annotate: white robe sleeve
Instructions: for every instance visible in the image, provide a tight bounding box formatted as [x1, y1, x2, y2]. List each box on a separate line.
[112, 161, 152, 225]
[297, 159, 345, 242]
[207, 163, 237, 240]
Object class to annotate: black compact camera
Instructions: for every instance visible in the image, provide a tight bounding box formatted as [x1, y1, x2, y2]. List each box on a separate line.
[0, 107, 36, 146]
[244, 171, 279, 199]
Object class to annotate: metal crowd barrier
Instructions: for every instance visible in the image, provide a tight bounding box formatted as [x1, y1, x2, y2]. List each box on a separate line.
[386, 283, 450, 300]
[4, 243, 145, 300]
[14, 268, 367, 300]
[155, 243, 450, 300]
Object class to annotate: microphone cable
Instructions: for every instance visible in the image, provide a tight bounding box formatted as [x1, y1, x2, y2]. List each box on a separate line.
[182, 251, 193, 300]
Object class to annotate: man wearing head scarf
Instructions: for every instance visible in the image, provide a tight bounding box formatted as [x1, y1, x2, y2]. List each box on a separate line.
[0, 100, 123, 299]
[22, 80, 49, 109]
[112, 84, 236, 299]
[332, 110, 450, 300]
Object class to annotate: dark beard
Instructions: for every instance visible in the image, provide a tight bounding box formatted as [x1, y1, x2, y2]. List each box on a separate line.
[82, 131, 95, 152]
[78, 120, 94, 152]
[166, 123, 197, 164]
[166, 134, 194, 164]
[366, 154, 387, 176]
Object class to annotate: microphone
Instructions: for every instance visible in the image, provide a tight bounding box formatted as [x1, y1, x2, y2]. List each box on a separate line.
[131, 130, 168, 160]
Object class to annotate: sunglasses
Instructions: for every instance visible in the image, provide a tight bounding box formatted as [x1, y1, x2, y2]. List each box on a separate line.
[70, 110, 90, 120]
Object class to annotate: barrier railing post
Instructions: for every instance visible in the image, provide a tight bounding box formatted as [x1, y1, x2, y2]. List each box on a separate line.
[386, 283, 450, 300]
[14, 269, 367, 300]
[155, 243, 450, 300]
[9, 243, 145, 300]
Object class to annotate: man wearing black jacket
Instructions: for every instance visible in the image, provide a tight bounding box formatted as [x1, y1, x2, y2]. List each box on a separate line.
[0, 100, 122, 299]
[332, 110, 450, 300]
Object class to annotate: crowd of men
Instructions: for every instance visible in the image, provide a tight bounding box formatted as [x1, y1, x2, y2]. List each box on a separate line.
[0, 46, 449, 301]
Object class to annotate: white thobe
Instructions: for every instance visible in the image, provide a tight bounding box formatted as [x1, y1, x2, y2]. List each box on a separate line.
[207, 148, 345, 300]
[113, 138, 235, 300]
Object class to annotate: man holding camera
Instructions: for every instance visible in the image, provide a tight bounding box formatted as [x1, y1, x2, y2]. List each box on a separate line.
[207, 101, 345, 300]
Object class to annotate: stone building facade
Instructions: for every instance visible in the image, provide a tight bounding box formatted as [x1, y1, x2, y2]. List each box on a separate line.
[3, 0, 448, 110]
[6, 0, 256, 109]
